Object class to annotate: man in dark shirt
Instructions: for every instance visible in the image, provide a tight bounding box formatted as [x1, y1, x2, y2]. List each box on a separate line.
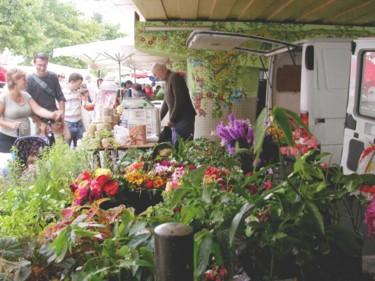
[26, 52, 66, 135]
[151, 63, 196, 146]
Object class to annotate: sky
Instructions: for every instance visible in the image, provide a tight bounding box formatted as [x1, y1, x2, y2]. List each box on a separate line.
[60, 0, 143, 37]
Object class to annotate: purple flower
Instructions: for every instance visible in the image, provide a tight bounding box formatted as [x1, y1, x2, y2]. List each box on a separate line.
[216, 114, 254, 154]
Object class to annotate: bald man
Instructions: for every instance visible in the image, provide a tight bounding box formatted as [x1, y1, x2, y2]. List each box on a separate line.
[151, 63, 196, 146]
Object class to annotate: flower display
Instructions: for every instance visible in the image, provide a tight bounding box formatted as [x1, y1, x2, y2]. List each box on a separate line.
[202, 166, 231, 190]
[278, 127, 318, 156]
[216, 114, 254, 154]
[123, 160, 184, 190]
[70, 168, 120, 206]
[165, 166, 186, 191]
[205, 266, 228, 281]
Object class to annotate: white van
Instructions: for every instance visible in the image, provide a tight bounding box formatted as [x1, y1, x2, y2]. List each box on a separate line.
[341, 38, 375, 174]
[187, 31, 352, 164]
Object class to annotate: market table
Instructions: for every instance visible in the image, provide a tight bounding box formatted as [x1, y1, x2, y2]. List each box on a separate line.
[92, 142, 156, 151]
[89, 143, 157, 168]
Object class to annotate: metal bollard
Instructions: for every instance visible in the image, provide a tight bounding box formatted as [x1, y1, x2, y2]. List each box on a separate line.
[154, 222, 194, 281]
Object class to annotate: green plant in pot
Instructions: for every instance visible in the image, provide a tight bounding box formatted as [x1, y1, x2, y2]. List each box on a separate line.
[229, 107, 375, 281]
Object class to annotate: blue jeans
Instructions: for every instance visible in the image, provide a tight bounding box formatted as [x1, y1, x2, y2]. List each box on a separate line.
[66, 120, 84, 148]
[172, 117, 195, 147]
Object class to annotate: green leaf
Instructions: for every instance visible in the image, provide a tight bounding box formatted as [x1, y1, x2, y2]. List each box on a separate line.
[305, 200, 325, 235]
[253, 107, 269, 155]
[272, 107, 294, 146]
[229, 203, 253, 247]
[0, 237, 23, 258]
[289, 201, 305, 219]
[201, 187, 212, 204]
[128, 221, 147, 236]
[194, 230, 212, 278]
[282, 108, 310, 132]
[116, 245, 129, 257]
[271, 231, 287, 242]
[170, 188, 188, 208]
[181, 204, 201, 224]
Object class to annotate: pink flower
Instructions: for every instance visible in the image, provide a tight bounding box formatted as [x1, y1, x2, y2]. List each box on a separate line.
[78, 188, 88, 198]
[263, 180, 272, 189]
[280, 146, 289, 155]
[365, 196, 375, 239]
[218, 267, 228, 277]
[89, 186, 103, 202]
[205, 270, 215, 280]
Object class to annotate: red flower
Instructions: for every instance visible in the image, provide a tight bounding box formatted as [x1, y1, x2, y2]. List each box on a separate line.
[198, 108, 206, 116]
[74, 170, 91, 186]
[188, 164, 196, 170]
[145, 180, 154, 189]
[148, 40, 153, 45]
[96, 174, 110, 186]
[69, 184, 78, 192]
[360, 185, 375, 194]
[103, 180, 119, 196]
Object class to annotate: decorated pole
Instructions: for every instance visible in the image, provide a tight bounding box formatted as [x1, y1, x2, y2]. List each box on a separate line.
[154, 222, 194, 281]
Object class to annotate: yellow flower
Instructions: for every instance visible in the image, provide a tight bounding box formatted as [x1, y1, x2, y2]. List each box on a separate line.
[94, 168, 112, 178]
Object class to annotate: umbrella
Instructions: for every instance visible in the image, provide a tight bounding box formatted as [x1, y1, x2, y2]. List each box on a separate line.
[53, 38, 169, 98]
[0, 65, 8, 83]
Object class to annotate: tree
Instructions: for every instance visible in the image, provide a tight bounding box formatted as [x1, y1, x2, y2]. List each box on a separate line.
[0, 0, 125, 67]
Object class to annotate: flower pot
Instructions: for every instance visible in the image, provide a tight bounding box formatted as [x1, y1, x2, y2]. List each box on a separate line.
[100, 189, 163, 214]
[125, 189, 163, 214]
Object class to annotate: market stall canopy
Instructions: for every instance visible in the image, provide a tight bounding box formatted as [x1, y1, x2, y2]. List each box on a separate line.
[52, 38, 169, 75]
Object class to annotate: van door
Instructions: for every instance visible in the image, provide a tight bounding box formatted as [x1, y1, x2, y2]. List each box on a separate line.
[341, 39, 375, 174]
[303, 41, 351, 165]
[268, 51, 302, 114]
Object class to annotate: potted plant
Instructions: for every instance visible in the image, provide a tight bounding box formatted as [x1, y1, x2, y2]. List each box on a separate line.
[227, 107, 375, 281]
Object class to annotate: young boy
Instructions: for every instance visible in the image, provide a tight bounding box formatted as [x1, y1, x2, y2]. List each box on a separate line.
[63, 73, 84, 148]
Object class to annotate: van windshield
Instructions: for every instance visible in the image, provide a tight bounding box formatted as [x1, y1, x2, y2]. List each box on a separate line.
[359, 51, 375, 118]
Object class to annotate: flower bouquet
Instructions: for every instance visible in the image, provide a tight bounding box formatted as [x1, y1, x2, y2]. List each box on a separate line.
[70, 168, 120, 206]
[216, 114, 255, 173]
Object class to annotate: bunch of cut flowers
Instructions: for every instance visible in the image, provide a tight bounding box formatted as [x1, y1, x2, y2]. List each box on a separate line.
[70, 168, 120, 206]
[216, 114, 254, 154]
[123, 160, 187, 191]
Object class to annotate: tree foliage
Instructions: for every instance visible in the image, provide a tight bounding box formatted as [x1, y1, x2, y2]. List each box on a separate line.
[0, 0, 125, 67]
